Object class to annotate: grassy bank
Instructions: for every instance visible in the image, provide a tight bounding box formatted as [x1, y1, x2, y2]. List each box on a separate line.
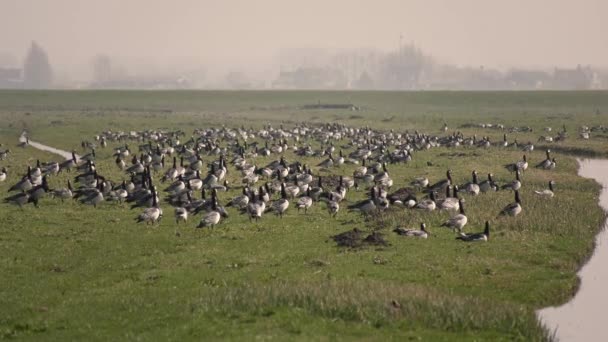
[0, 91, 606, 340]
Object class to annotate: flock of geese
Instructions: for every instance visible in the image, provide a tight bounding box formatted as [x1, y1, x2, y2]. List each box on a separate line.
[1, 123, 563, 242]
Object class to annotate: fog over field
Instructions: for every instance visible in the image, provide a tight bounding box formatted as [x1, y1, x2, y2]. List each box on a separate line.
[1, 0, 607, 89]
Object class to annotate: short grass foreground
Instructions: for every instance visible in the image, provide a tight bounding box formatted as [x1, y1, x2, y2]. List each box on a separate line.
[0, 90, 607, 341]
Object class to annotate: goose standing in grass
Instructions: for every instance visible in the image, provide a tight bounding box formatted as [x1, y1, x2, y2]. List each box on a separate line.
[326, 193, 340, 217]
[296, 188, 313, 214]
[136, 195, 162, 225]
[438, 186, 460, 211]
[4, 190, 30, 207]
[8, 168, 33, 193]
[174, 206, 188, 224]
[247, 190, 266, 222]
[456, 221, 490, 242]
[197, 200, 226, 228]
[53, 180, 74, 202]
[78, 182, 105, 208]
[441, 199, 467, 232]
[59, 151, 78, 172]
[0, 167, 6, 182]
[271, 183, 290, 218]
[415, 191, 437, 211]
[462, 170, 480, 196]
[394, 223, 429, 238]
[534, 180, 555, 198]
[501, 170, 521, 191]
[227, 187, 250, 209]
[499, 190, 522, 217]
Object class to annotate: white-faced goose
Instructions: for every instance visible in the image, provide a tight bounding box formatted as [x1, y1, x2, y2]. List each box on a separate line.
[0, 167, 6, 182]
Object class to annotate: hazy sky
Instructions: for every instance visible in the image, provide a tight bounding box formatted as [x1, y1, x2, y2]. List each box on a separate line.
[2, 0, 607, 78]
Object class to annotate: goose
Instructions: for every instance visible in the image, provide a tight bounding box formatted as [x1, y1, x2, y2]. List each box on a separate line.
[441, 199, 467, 232]
[4, 190, 30, 207]
[53, 180, 74, 202]
[285, 181, 301, 199]
[80, 149, 96, 162]
[462, 170, 480, 196]
[174, 206, 188, 224]
[353, 159, 367, 178]
[326, 193, 340, 217]
[536, 150, 553, 169]
[151, 156, 165, 172]
[348, 188, 377, 214]
[479, 173, 498, 193]
[456, 221, 490, 242]
[499, 190, 522, 217]
[296, 188, 313, 214]
[163, 157, 179, 182]
[534, 180, 555, 198]
[247, 190, 266, 222]
[410, 176, 429, 189]
[42, 161, 59, 176]
[0, 167, 6, 182]
[309, 176, 324, 201]
[271, 183, 290, 218]
[505, 155, 528, 173]
[394, 223, 429, 239]
[197, 200, 226, 228]
[188, 171, 203, 190]
[79, 183, 105, 208]
[387, 187, 417, 206]
[8, 168, 33, 193]
[438, 186, 460, 211]
[165, 176, 185, 194]
[501, 134, 508, 147]
[415, 191, 437, 211]
[136, 195, 162, 225]
[0, 149, 10, 160]
[226, 187, 250, 209]
[501, 171, 521, 191]
[317, 154, 334, 169]
[428, 170, 453, 194]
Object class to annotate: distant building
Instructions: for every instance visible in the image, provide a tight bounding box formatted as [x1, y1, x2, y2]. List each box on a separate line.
[506, 69, 551, 90]
[0, 67, 23, 88]
[273, 67, 347, 89]
[552, 65, 593, 90]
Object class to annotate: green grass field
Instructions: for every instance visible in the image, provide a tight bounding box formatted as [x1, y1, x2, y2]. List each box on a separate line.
[0, 90, 607, 341]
